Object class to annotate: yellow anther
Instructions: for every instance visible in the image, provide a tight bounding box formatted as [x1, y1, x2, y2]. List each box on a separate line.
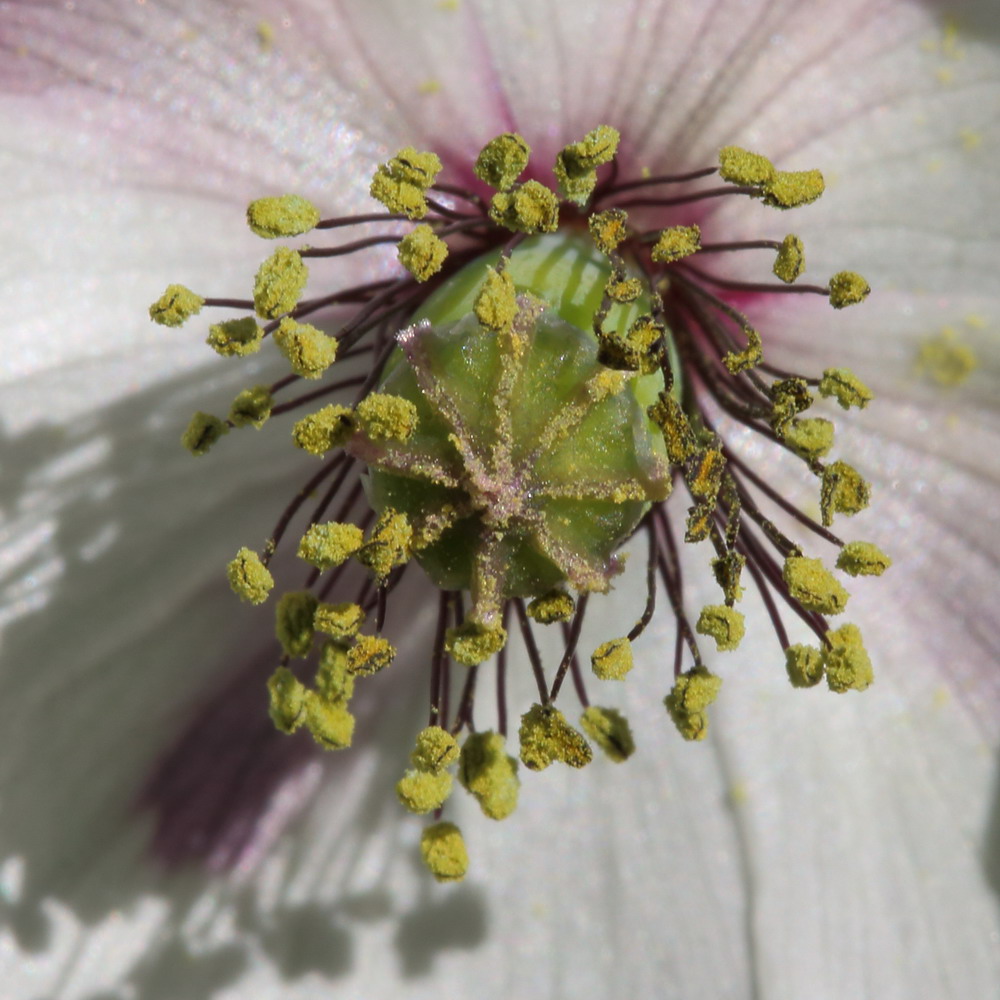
[651, 225, 701, 264]
[314, 641, 355, 705]
[604, 266, 644, 303]
[253, 246, 308, 318]
[723, 327, 762, 374]
[773, 234, 806, 283]
[828, 271, 871, 309]
[588, 208, 629, 254]
[291, 404, 355, 456]
[718, 146, 776, 187]
[303, 691, 355, 749]
[591, 637, 634, 680]
[818, 368, 873, 410]
[782, 417, 834, 460]
[206, 317, 263, 357]
[782, 555, 849, 615]
[769, 378, 812, 435]
[474, 132, 531, 190]
[836, 541, 891, 577]
[763, 169, 825, 209]
[785, 644, 825, 688]
[397, 223, 449, 281]
[526, 589, 576, 624]
[820, 460, 871, 527]
[459, 731, 520, 819]
[474, 266, 518, 332]
[688, 447, 725, 502]
[696, 604, 746, 651]
[420, 821, 468, 882]
[712, 551, 746, 604]
[396, 768, 453, 814]
[554, 125, 620, 204]
[445, 620, 508, 666]
[597, 315, 661, 374]
[226, 547, 274, 605]
[149, 284, 204, 327]
[370, 147, 443, 220]
[489, 180, 560, 233]
[267, 666, 307, 733]
[346, 634, 396, 676]
[580, 706, 635, 763]
[823, 623, 874, 693]
[273, 317, 338, 378]
[648, 392, 696, 464]
[246, 194, 320, 238]
[664, 667, 722, 741]
[229, 384, 273, 428]
[181, 411, 229, 455]
[355, 393, 419, 442]
[314, 601, 366, 639]
[412, 726, 460, 772]
[275, 590, 318, 658]
[357, 509, 412, 581]
[297, 521, 365, 570]
[518, 703, 593, 771]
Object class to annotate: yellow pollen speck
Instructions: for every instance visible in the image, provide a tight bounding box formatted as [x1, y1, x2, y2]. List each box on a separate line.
[916, 328, 978, 387]
[207, 317, 263, 357]
[303, 692, 355, 749]
[823, 623, 874, 693]
[314, 601, 366, 639]
[580, 706, 635, 763]
[773, 234, 806, 283]
[527, 589, 576, 624]
[437, 0, 460, 11]
[347, 634, 396, 676]
[418, 78, 442, 95]
[412, 726, 460, 772]
[819, 368, 873, 410]
[291, 404, 355, 456]
[785, 644, 825, 688]
[226, 547, 274, 605]
[664, 667, 722, 741]
[828, 271, 870, 309]
[588, 208, 629, 254]
[820, 460, 871, 527]
[357, 509, 412, 581]
[149, 284, 204, 327]
[267, 666, 307, 733]
[651, 225, 701, 264]
[959, 128, 983, 152]
[420, 822, 468, 882]
[518, 703, 593, 771]
[474, 266, 518, 332]
[762, 169, 825, 209]
[181, 411, 228, 455]
[445, 620, 508, 666]
[256, 20, 274, 52]
[718, 146, 776, 187]
[229, 384, 273, 429]
[275, 590, 318, 658]
[474, 133, 531, 191]
[489, 180, 560, 234]
[459, 731, 520, 819]
[356, 393, 419, 441]
[397, 223, 448, 281]
[274, 317, 338, 378]
[782, 416, 834, 460]
[247, 194, 320, 238]
[396, 768, 453, 814]
[696, 605, 746, 651]
[836, 541, 891, 577]
[782, 556, 849, 615]
[591, 637, 633, 680]
[935, 66, 955, 86]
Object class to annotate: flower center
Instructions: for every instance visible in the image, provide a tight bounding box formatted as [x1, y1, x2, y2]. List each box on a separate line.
[151, 126, 889, 883]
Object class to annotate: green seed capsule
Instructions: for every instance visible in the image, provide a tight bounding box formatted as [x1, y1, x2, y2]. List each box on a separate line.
[347, 233, 673, 623]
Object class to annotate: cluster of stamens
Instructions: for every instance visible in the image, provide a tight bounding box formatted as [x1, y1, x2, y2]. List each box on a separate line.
[151, 125, 888, 882]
